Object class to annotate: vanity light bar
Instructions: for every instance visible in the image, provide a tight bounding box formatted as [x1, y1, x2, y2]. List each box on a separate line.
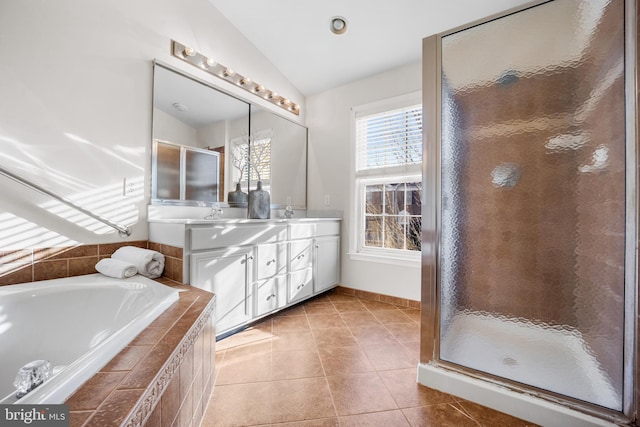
[171, 40, 300, 116]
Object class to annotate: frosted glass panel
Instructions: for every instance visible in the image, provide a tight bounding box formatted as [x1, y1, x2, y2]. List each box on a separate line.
[439, 0, 625, 410]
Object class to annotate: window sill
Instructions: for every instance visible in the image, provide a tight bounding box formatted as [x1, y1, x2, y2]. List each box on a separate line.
[348, 251, 420, 268]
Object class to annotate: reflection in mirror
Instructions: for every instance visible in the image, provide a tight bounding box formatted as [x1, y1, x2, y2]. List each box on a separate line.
[152, 64, 249, 205]
[250, 105, 307, 208]
[153, 140, 220, 204]
[152, 63, 308, 209]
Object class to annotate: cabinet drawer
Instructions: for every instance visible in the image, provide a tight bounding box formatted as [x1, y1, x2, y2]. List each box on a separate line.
[289, 268, 313, 303]
[289, 240, 313, 271]
[316, 221, 340, 236]
[256, 243, 287, 279]
[289, 223, 316, 240]
[190, 224, 286, 250]
[255, 275, 287, 317]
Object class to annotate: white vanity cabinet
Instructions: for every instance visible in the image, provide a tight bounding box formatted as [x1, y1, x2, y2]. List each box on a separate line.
[254, 242, 287, 316]
[149, 218, 341, 337]
[314, 236, 341, 293]
[191, 246, 254, 333]
[288, 239, 314, 303]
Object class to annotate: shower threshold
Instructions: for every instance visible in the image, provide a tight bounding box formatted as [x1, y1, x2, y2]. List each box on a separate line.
[418, 311, 622, 427]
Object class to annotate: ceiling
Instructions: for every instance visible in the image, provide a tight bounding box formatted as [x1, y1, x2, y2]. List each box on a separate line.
[209, 0, 533, 96]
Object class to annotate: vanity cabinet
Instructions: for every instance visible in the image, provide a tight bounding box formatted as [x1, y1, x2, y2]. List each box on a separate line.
[149, 218, 341, 337]
[191, 247, 253, 333]
[255, 242, 287, 316]
[314, 236, 341, 293]
[288, 239, 314, 303]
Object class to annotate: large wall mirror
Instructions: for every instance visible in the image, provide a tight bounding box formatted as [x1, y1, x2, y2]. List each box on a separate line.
[151, 63, 307, 208]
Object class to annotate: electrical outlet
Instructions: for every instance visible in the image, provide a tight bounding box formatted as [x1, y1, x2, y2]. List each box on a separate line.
[123, 178, 137, 197]
[324, 194, 331, 206]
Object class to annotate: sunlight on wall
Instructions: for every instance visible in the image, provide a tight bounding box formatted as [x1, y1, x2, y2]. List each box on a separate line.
[39, 176, 144, 235]
[0, 213, 77, 250]
[0, 176, 144, 251]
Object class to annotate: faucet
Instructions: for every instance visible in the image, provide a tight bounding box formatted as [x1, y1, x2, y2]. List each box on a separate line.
[282, 205, 294, 219]
[204, 203, 223, 220]
[14, 360, 52, 398]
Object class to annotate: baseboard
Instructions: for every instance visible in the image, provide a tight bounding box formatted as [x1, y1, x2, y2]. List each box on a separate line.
[332, 285, 420, 309]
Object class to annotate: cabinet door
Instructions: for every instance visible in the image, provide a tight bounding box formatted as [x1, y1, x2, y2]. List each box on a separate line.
[256, 242, 287, 279]
[191, 248, 253, 334]
[289, 239, 313, 272]
[255, 275, 287, 317]
[289, 268, 313, 303]
[314, 236, 340, 293]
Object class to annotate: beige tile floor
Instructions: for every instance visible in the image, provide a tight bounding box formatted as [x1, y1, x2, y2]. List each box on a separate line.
[202, 292, 537, 426]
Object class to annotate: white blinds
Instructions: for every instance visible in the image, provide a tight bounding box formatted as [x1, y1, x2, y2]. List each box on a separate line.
[356, 104, 422, 172]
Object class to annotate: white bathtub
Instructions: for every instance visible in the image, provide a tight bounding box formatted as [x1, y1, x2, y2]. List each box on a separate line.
[0, 273, 180, 404]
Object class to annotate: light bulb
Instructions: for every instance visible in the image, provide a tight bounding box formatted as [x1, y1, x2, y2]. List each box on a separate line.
[184, 46, 196, 57]
[254, 84, 265, 93]
[330, 17, 348, 35]
[204, 57, 216, 68]
[268, 91, 278, 99]
[223, 68, 235, 77]
[240, 77, 252, 85]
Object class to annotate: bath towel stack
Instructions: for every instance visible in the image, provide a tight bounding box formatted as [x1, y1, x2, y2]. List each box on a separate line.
[111, 246, 165, 279]
[95, 258, 138, 279]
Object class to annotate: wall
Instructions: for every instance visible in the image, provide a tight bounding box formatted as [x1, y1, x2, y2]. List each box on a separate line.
[306, 62, 422, 301]
[154, 108, 198, 148]
[0, 0, 304, 254]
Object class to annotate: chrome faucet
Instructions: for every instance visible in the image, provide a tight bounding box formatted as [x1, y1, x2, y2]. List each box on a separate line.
[14, 360, 52, 398]
[282, 205, 294, 219]
[204, 203, 223, 220]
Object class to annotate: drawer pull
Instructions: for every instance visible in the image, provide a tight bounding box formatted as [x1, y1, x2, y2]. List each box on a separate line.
[296, 284, 305, 290]
[297, 254, 305, 260]
[240, 255, 254, 265]
[266, 293, 276, 301]
[266, 259, 276, 266]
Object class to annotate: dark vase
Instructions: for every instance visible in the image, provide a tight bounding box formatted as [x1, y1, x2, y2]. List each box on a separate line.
[248, 181, 270, 219]
[228, 182, 248, 207]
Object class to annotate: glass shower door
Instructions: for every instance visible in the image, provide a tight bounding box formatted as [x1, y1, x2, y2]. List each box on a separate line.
[438, 0, 626, 410]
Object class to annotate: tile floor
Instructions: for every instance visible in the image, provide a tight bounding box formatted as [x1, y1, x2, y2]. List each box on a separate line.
[202, 292, 537, 426]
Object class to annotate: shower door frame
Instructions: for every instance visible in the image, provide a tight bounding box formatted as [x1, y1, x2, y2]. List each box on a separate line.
[420, 0, 638, 422]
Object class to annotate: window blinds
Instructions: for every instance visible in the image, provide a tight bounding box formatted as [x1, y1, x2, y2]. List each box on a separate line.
[356, 104, 422, 171]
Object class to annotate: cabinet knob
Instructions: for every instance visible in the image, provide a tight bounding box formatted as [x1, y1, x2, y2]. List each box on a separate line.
[315, 244, 320, 248]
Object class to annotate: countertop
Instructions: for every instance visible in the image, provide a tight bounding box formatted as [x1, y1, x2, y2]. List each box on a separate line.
[148, 217, 342, 225]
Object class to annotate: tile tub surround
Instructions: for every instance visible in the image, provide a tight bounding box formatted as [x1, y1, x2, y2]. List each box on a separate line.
[0, 241, 183, 286]
[66, 277, 215, 427]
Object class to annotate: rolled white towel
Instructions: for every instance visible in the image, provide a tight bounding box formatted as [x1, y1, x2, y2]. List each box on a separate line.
[111, 246, 165, 279]
[95, 258, 138, 279]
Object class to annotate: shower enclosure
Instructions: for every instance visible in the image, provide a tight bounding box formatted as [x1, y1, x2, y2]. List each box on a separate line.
[419, 0, 637, 425]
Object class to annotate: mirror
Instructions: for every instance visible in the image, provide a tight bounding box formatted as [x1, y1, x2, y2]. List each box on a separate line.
[151, 63, 308, 208]
[248, 105, 307, 208]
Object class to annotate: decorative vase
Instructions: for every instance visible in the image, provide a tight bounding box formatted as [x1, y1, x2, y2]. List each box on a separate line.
[248, 181, 271, 219]
[228, 182, 248, 207]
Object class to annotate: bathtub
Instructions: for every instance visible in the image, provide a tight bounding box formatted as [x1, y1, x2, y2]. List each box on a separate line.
[0, 273, 180, 404]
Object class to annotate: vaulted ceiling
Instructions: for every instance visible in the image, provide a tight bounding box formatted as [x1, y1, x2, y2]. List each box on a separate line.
[209, 0, 533, 96]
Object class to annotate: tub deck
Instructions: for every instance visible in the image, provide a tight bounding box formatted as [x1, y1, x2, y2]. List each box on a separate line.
[65, 278, 216, 427]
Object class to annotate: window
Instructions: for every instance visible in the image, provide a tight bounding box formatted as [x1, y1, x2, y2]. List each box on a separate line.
[352, 93, 422, 262]
[230, 131, 272, 191]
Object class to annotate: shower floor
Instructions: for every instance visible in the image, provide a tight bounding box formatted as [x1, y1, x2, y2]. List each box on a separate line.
[439, 311, 620, 410]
